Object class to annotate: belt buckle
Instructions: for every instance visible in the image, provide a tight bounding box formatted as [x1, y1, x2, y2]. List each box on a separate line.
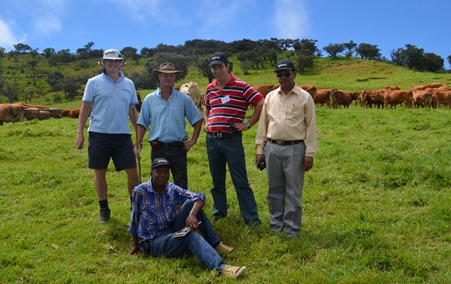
[217, 132, 223, 138]
[276, 140, 283, 146]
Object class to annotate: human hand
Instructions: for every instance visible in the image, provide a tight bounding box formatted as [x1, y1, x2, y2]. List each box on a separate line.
[130, 245, 139, 255]
[304, 156, 313, 172]
[255, 154, 265, 169]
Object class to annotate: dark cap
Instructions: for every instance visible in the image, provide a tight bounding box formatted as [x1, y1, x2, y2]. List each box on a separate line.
[275, 59, 295, 72]
[152, 157, 171, 170]
[209, 52, 228, 66]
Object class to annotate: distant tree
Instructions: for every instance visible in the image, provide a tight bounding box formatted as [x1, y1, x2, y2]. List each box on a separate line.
[121, 47, 139, 64]
[422, 53, 444, 72]
[3, 82, 20, 102]
[47, 71, 65, 91]
[27, 59, 39, 70]
[448, 55, 451, 68]
[322, 43, 345, 58]
[42, 48, 56, 58]
[84, 42, 94, 52]
[184, 39, 230, 56]
[14, 43, 32, 53]
[0, 47, 5, 58]
[62, 77, 80, 99]
[343, 41, 357, 57]
[293, 39, 318, 56]
[140, 47, 153, 58]
[76, 47, 90, 59]
[230, 39, 259, 53]
[196, 56, 214, 84]
[355, 43, 381, 60]
[128, 72, 156, 90]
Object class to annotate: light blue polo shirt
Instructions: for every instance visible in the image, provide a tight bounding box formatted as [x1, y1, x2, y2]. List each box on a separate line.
[137, 88, 203, 143]
[82, 70, 138, 134]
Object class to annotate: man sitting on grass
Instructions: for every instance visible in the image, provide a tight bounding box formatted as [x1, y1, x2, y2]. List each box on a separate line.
[129, 157, 246, 278]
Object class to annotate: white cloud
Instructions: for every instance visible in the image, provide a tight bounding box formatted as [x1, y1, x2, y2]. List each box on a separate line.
[274, 0, 310, 38]
[0, 18, 21, 49]
[107, 0, 164, 21]
[32, 0, 66, 35]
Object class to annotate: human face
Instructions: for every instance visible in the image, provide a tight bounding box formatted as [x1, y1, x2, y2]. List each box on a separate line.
[276, 69, 296, 89]
[158, 73, 176, 88]
[103, 59, 122, 74]
[151, 166, 170, 189]
[210, 64, 229, 81]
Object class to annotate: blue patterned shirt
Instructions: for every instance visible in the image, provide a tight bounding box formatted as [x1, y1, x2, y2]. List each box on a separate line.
[128, 179, 206, 242]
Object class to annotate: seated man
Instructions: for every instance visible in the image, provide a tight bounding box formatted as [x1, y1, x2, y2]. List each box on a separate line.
[129, 157, 246, 278]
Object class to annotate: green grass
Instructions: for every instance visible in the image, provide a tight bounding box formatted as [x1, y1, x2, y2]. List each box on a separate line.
[1, 104, 450, 283]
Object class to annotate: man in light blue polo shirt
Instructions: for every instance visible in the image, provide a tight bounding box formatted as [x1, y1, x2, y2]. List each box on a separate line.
[134, 62, 203, 189]
[76, 49, 140, 224]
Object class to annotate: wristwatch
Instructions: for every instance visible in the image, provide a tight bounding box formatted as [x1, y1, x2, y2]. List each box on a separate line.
[245, 122, 251, 129]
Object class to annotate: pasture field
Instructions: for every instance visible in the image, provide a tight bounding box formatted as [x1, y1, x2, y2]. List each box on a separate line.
[0, 105, 450, 283]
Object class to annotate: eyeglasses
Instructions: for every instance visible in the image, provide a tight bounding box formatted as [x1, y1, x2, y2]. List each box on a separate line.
[276, 71, 292, 78]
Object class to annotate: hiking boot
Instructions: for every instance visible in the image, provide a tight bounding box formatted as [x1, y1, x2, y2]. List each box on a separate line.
[215, 241, 234, 254]
[221, 265, 246, 278]
[99, 208, 111, 224]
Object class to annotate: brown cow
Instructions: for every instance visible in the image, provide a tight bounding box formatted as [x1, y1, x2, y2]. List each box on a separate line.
[412, 89, 433, 108]
[253, 84, 279, 97]
[383, 89, 413, 109]
[329, 89, 352, 108]
[0, 103, 26, 125]
[363, 89, 385, 108]
[299, 84, 317, 99]
[314, 88, 331, 107]
[136, 91, 143, 112]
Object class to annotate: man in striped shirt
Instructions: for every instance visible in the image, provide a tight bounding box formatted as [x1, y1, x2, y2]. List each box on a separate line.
[203, 52, 264, 226]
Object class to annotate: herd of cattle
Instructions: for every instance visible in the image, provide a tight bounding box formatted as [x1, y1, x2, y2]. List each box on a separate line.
[1, 81, 450, 125]
[254, 82, 451, 109]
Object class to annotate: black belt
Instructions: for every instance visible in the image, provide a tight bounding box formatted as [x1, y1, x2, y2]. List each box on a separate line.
[207, 131, 240, 139]
[268, 138, 303, 146]
[150, 141, 184, 148]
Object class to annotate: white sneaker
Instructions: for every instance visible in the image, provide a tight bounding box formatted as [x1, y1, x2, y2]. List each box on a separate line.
[221, 265, 246, 278]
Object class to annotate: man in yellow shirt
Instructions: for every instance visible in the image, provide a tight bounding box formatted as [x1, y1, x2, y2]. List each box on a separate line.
[255, 59, 318, 238]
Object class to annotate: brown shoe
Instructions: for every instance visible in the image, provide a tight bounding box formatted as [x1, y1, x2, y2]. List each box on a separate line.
[221, 265, 246, 278]
[215, 241, 233, 254]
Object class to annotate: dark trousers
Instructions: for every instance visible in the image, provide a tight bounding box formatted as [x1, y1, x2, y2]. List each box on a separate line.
[151, 142, 188, 189]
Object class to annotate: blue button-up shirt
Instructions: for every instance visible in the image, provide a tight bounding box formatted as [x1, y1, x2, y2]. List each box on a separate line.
[137, 88, 202, 143]
[128, 179, 206, 242]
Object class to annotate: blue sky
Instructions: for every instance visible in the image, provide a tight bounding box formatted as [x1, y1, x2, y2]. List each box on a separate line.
[0, 0, 449, 66]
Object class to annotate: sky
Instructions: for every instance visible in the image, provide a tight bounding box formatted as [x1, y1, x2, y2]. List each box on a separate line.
[0, 0, 450, 66]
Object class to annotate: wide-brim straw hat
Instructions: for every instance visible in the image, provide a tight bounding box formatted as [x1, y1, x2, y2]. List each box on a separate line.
[152, 62, 183, 82]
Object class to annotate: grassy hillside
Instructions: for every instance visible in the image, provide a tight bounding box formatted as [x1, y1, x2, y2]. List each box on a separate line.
[1, 105, 449, 283]
[1, 53, 450, 108]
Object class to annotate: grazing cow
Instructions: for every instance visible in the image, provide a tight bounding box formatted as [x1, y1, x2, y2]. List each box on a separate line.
[329, 89, 352, 108]
[69, 108, 81, 118]
[179, 81, 203, 109]
[412, 89, 433, 108]
[0, 103, 26, 125]
[314, 88, 332, 107]
[383, 89, 413, 109]
[253, 84, 279, 97]
[299, 84, 317, 99]
[363, 89, 385, 108]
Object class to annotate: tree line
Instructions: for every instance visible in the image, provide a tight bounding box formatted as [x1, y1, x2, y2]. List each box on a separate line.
[1, 38, 450, 103]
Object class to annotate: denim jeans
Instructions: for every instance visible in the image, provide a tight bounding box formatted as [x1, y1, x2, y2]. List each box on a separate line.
[145, 200, 226, 271]
[206, 133, 260, 224]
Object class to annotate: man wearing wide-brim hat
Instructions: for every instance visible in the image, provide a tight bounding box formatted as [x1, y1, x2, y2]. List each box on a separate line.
[151, 62, 183, 82]
[134, 62, 203, 190]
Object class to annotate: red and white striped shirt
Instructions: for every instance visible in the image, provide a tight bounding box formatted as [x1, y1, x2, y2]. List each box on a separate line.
[205, 74, 264, 132]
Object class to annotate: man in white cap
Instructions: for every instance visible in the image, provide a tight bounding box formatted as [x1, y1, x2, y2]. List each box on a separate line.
[76, 49, 140, 224]
[134, 62, 202, 190]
